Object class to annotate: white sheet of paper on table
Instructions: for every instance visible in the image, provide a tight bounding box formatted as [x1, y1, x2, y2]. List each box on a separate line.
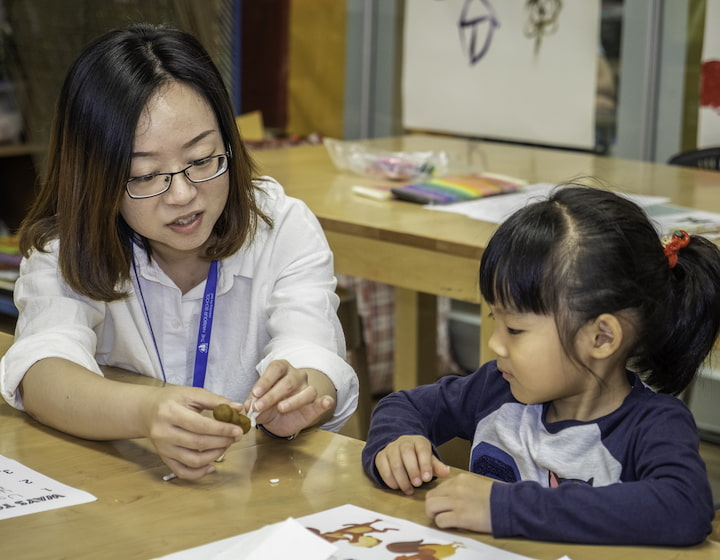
[426, 183, 670, 224]
[152, 503, 573, 560]
[0, 454, 97, 520]
[214, 518, 337, 560]
[152, 518, 337, 560]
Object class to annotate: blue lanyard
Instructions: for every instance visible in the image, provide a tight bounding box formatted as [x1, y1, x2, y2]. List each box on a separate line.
[192, 260, 219, 388]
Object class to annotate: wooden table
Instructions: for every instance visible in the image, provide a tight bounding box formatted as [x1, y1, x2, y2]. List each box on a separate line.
[1, 332, 719, 558]
[253, 135, 720, 390]
[2, 394, 719, 559]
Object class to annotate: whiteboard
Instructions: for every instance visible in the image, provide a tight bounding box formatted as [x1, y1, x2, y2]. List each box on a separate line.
[402, 0, 600, 149]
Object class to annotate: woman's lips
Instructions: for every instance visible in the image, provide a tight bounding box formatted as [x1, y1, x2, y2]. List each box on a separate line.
[169, 212, 199, 226]
[167, 211, 203, 232]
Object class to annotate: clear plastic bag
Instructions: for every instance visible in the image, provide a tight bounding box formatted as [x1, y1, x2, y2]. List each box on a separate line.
[323, 137, 449, 181]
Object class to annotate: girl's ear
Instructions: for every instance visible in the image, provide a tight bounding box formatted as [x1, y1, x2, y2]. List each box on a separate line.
[586, 313, 624, 359]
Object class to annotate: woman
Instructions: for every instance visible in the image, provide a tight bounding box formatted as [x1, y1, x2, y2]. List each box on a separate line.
[0, 23, 357, 480]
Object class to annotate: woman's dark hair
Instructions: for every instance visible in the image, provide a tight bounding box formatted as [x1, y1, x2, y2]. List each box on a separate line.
[479, 184, 720, 394]
[19, 23, 270, 301]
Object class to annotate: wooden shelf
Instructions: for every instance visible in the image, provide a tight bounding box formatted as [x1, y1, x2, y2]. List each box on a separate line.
[0, 143, 45, 157]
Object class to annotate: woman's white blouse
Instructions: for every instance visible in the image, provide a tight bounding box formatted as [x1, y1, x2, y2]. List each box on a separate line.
[0, 177, 358, 432]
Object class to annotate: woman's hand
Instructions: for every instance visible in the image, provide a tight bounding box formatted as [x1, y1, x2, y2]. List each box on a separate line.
[143, 386, 245, 480]
[245, 360, 336, 437]
[20, 359, 244, 481]
[425, 472, 494, 533]
[375, 435, 450, 495]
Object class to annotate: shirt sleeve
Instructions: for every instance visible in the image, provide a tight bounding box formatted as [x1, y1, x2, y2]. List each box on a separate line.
[0, 244, 105, 409]
[362, 365, 504, 485]
[490, 396, 714, 546]
[253, 179, 359, 432]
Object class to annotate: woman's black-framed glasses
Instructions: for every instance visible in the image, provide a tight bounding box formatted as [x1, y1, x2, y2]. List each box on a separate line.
[125, 152, 230, 199]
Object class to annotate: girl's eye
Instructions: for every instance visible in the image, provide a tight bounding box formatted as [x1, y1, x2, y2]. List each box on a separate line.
[506, 327, 523, 335]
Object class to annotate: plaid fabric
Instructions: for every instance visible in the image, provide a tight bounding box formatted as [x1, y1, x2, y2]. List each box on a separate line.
[337, 274, 462, 396]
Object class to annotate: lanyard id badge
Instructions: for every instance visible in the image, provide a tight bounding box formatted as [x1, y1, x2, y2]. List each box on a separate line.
[192, 260, 219, 388]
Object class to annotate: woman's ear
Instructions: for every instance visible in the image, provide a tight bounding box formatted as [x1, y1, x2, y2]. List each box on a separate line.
[585, 313, 624, 359]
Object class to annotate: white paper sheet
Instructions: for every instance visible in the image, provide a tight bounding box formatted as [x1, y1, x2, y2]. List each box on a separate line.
[403, 0, 600, 149]
[215, 518, 338, 560]
[153, 503, 571, 560]
[0, 454, 96, 520]
[298, 504, 547, 559]
[427, 183, 669, 223]
[153, 518, 337, 560]
[646, 204, 720, 240]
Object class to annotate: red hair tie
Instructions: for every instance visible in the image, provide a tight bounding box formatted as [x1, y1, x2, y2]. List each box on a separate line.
[663, 230, 690, 268]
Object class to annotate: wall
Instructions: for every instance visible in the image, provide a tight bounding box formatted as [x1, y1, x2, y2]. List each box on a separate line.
[287, 0, 346, 138]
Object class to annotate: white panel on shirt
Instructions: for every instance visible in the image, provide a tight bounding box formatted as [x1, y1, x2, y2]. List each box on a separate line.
[471, 402, 622, 488]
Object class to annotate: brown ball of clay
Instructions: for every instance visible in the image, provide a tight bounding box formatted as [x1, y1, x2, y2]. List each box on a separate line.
[213, 403, 251, 433]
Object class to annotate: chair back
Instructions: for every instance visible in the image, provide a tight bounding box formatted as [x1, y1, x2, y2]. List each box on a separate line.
[667, 147, 720, 170]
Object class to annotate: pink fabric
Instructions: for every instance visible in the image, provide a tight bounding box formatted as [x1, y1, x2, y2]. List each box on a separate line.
[337, 274, 461, 396]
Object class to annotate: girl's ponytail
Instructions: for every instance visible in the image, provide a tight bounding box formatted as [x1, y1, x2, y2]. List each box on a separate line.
[643, 233, 720, 394]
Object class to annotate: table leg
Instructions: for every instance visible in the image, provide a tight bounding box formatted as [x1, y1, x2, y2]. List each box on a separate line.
[393, 288, 438, 391]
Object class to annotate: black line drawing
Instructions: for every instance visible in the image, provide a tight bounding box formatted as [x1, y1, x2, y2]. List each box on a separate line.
[458, 0, 501, 65]
[524, 0, 563, 54]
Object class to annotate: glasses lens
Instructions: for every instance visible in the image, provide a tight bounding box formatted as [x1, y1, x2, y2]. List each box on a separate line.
[126, 154, 229, 199]
[126, 174, 171, 198]
[186, 154, 228, 182]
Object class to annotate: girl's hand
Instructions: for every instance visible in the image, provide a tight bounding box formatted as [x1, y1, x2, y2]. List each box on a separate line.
[246, 360, 336, 437]
[425, 473, 494, 533]
[375, 435, 451, 495]
[143, 386, 245, 480]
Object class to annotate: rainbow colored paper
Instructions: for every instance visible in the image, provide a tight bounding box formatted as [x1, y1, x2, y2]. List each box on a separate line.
[391, 173, 525, 205]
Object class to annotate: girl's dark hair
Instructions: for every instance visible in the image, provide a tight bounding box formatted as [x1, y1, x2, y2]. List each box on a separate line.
[479, 184, 720, 394]
[19, 23, 270, 301]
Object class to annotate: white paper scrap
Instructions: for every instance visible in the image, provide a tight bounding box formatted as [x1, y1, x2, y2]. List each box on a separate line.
[215, 518, 337, 560]
[152, 518, 337, 560]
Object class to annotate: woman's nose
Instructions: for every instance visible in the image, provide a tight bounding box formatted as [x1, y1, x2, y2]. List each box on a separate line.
[164, 173, 197, 204]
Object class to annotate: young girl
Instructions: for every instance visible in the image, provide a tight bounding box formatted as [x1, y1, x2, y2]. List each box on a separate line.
[0, 24, 358, 480]
[362, 185, 720, 545]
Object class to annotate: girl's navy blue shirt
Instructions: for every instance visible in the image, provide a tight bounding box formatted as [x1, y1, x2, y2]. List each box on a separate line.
[362, 361, 714, 545]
